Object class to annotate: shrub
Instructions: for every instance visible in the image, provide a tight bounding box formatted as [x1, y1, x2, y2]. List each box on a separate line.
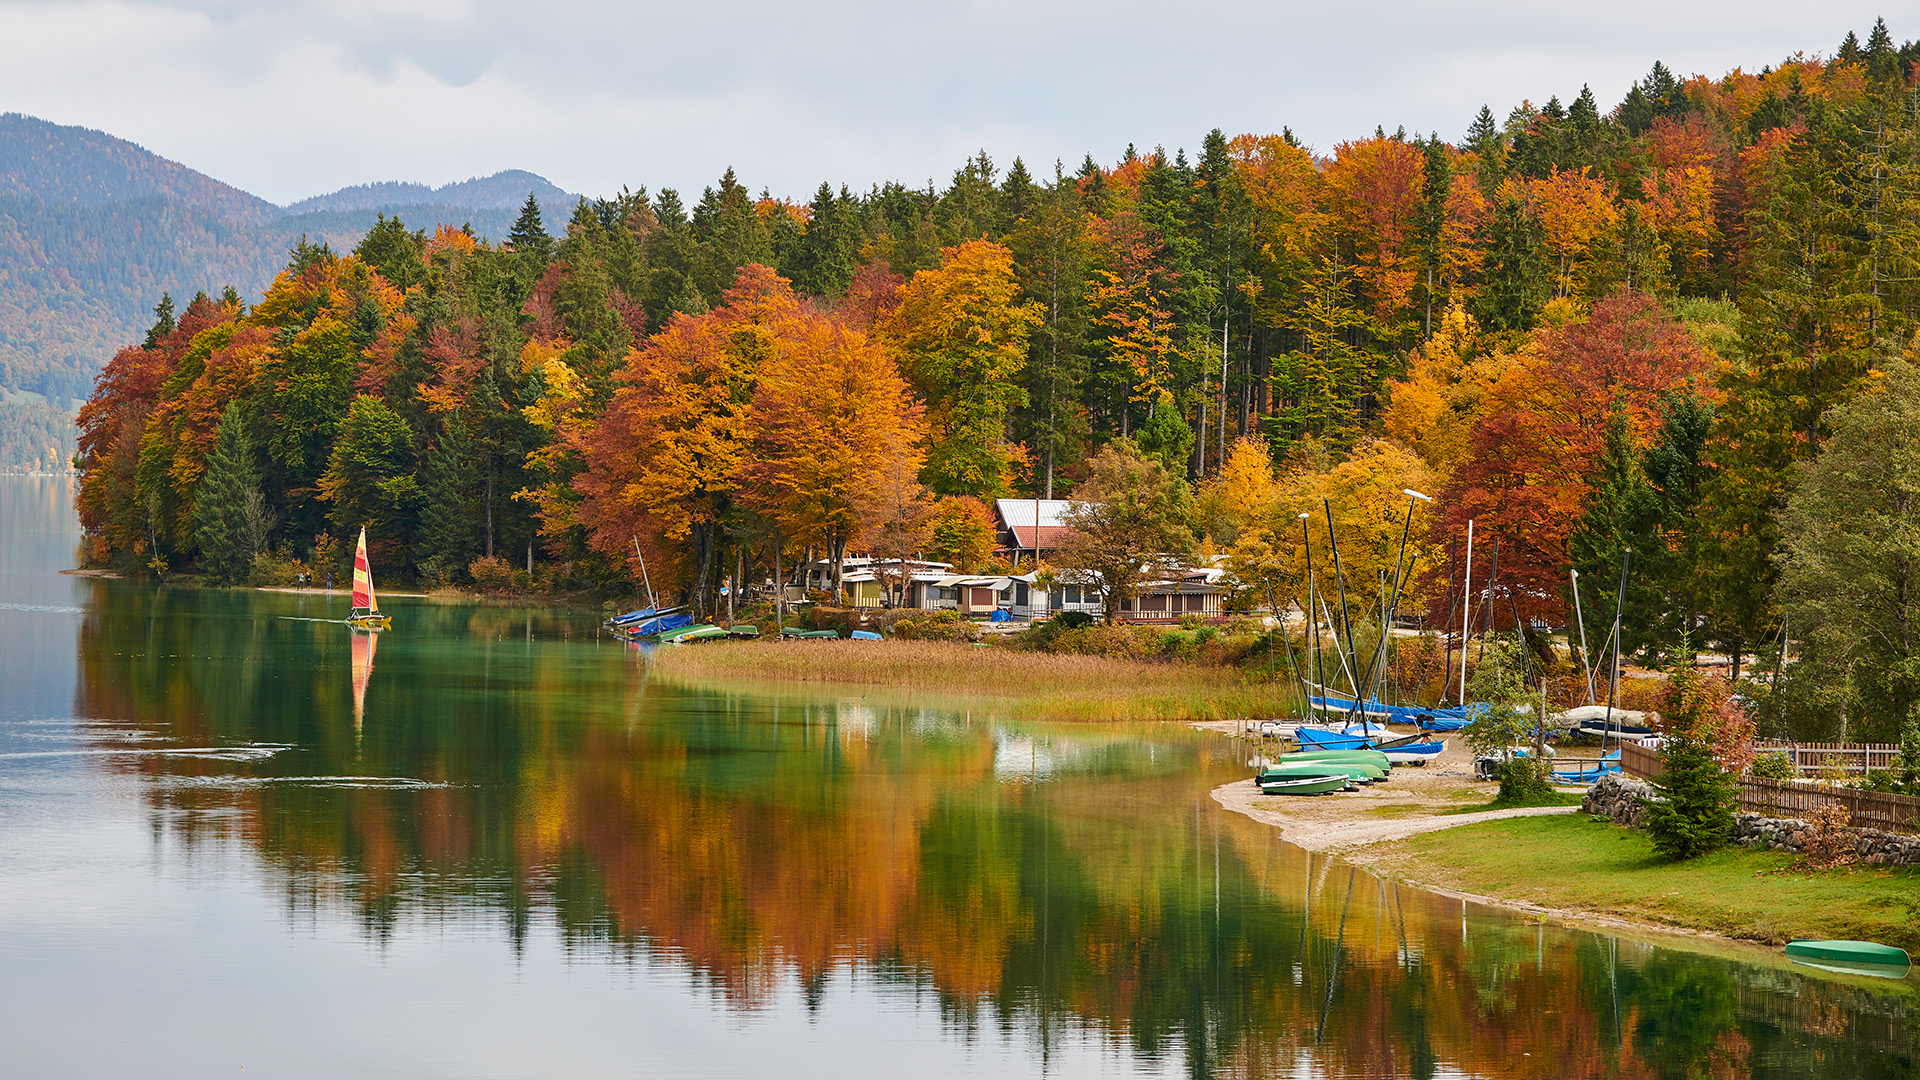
[1052, 610, 1095, 630]
[468, 555, 528, 595]
[1749, 752, 1796, 781]
[1047, 625, 1149, 660]
[1799, 802, 1860, 870]
[249, 551, 306, 587]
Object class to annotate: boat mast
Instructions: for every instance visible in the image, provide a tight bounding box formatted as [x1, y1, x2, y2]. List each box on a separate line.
[1298, 513, 1320, 701]
[633, 537, 658, 612]
[1457, 519, 1474, 704]
[1603, 549, 1632, 756]
[1571, 568, 1597, 705]
[1323, 500, 1361, 718]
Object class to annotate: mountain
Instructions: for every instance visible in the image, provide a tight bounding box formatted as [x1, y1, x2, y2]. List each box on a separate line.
[0, 113, 279, 225]
[0, 113, 575, 469]
[285, 169, 582, 215]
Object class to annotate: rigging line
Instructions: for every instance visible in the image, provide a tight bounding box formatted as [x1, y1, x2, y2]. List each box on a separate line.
[1317, 593, 1363, 702]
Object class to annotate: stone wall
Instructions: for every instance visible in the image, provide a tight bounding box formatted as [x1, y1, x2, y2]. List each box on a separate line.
[1579, 774, 1920, 866]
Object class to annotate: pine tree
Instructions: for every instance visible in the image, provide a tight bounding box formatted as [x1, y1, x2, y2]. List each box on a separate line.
[509, 193, 552, 264]
[1477, 195, 1549, 331]
[1644, 730, 1737, 859]
[417, 416, 476, 580]
[143, 293, 175, 348]
[193, 404, 259, 585]
[1567, 410, 1666, 664]
[1465, 106, 1504, 193]
[1865, 18, 1897, 82]
[1416, 136, 1452, 336]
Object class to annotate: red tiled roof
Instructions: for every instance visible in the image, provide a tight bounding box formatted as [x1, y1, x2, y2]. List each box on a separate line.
[1005, 523, 1077, 550]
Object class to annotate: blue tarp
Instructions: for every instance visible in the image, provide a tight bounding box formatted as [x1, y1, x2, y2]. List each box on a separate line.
[1307, 695, 1488, 731]
[624, 612, 695, 637]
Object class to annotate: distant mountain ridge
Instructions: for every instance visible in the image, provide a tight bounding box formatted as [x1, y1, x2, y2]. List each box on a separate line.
[0, 113, 280, 225]
[0, 112, 579, 468]
[285, 170, 582, 215]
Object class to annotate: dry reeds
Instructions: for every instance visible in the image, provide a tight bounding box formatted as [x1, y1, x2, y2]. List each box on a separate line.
[645, 639, 1286, 722]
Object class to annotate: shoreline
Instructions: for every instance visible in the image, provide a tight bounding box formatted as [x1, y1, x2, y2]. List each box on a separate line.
[1208, 777, 1773, 949]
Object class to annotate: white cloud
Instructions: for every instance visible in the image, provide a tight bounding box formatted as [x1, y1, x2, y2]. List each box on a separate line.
[0, 0, 1903, 204]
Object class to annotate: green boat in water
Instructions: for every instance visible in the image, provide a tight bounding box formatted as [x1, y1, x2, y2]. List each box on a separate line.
[1784, 940, 1911, 974]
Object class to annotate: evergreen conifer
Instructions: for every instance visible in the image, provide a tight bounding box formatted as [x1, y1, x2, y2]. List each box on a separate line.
[193, 404, 260, 585]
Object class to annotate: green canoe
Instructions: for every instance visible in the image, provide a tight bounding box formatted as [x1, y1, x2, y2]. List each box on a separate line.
[1784, 939, 1911, 967]
[725, 625, 761, 638]
[780, 627, 841, 640]
[1282, 749, 1391, 768]
[661, 624, 729, 644]
[1258, 761, 1385, 783]
[1257, 774, 1350, 796]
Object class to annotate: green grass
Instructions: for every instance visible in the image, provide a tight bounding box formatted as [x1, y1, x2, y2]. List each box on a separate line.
[1378, 814, 1920, 950]
[1440, 790, 1586, 815]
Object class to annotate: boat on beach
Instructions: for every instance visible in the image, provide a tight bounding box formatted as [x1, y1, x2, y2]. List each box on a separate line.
[1784, 939, 1911, 969]
[1255, 773, 1351, 796]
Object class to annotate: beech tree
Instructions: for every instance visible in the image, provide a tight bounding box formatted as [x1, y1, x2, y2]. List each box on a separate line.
[889, 239, 1038, 498]
[738, 309, 925, 598]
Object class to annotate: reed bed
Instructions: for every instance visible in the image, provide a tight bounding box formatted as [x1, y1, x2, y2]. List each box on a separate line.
[645, 639, 1284, 722]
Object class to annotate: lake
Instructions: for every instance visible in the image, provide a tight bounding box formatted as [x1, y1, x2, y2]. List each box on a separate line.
[0, 473, 1914, 1078]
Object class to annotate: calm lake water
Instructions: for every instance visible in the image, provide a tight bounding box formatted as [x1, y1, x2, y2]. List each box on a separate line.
[0, 474, 1915, 1078]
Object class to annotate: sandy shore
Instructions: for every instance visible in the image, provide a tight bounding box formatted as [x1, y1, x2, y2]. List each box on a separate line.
[1202, 724, 1776, 947]
[1201, 720, 1543, 850]
[1212, 779, 1580, 850]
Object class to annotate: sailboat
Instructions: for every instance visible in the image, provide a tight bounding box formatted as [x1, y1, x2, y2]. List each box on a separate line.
[345, 527, 392, 630]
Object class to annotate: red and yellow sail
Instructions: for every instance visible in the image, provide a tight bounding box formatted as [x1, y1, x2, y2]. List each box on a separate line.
[351, 527, 376, 613]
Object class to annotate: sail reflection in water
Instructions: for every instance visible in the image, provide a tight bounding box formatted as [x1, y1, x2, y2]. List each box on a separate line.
[350, 627, 376, 730]
[13, 561, 1917, 1077]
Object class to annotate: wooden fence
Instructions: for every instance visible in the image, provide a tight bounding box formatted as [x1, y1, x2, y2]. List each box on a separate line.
[1759, 741, 1904, 777]
[1618, 741, 1920, 834]
[1621, 740, 1662, 781]
[1625, 740, 1906, 781]
[1739, 777, 1920, 835]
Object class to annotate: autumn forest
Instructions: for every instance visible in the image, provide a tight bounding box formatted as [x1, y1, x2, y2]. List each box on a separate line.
[73, 22, 1920, 735]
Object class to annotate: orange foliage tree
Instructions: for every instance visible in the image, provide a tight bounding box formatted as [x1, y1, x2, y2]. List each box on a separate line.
[1430, 291, 1717, 620]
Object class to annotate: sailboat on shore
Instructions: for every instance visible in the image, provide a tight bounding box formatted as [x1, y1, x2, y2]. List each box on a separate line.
[345, 527, 391, 631]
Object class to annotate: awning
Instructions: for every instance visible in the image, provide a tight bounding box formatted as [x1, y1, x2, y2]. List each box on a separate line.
[932, 575, 967, 587]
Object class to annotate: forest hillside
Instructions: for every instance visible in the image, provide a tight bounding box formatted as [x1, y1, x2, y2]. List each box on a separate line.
[0, 114, 578, 467]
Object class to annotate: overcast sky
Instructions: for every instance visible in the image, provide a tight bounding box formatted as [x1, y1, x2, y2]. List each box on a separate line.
[0, 1, 1904, 206]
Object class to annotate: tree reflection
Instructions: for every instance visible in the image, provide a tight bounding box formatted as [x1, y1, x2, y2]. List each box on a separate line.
[71, 583, 1920, 1077]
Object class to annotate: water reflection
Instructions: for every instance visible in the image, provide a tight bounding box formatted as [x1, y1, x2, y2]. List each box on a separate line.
[8, 531, 1915, 1076]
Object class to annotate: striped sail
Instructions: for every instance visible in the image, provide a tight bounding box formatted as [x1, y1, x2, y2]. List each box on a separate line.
[351, 527, 376, 612]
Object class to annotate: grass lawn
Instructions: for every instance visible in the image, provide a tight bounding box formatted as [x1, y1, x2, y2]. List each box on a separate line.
[647, 639, 1279, 722]
[1373, 813, 1920, 950]
[1440, 790, 1587, 814]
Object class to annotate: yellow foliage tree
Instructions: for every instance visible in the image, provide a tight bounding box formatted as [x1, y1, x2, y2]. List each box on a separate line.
[887, 239, 1038, 498]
